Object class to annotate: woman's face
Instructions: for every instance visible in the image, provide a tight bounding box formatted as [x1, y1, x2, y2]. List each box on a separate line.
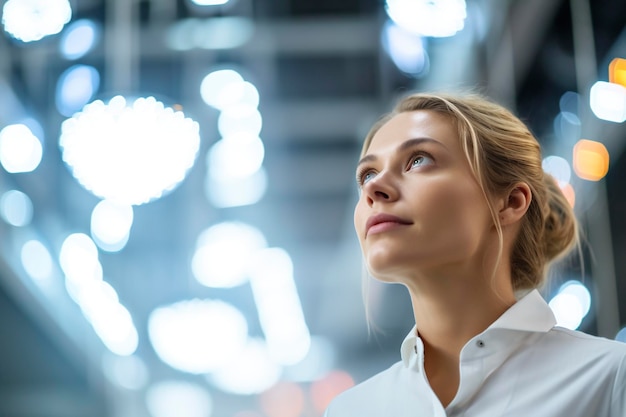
[353, 110, 495, 283]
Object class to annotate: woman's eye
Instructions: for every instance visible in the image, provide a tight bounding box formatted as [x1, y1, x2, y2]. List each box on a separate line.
[410, 153, 433, 169]
[358, 170, 376, 185]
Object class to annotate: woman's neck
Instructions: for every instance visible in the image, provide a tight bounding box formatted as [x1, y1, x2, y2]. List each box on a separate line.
[406, 266, 516, 407]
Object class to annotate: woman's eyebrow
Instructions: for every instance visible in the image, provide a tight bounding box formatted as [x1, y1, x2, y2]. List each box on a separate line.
[356, 137, 446, 169]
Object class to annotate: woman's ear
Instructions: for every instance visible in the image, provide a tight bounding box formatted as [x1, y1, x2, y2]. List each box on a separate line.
[499, 182, 532, 226]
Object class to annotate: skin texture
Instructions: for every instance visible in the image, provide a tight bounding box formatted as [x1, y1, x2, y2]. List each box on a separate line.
[353, 110, 532, 407]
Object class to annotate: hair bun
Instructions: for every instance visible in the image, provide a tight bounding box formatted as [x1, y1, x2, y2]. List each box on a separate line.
[541, 173, 578, 262]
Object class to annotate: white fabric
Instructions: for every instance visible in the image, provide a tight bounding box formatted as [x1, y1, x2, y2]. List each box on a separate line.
[325, 290, 626, 417]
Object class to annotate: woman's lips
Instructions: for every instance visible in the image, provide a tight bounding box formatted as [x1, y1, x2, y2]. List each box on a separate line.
[365, 213, 413, 236]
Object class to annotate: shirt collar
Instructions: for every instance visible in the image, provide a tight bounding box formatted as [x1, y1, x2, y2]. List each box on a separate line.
[400, 289, 556, 368]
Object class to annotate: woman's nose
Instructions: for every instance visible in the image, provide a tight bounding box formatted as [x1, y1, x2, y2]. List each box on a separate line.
[363, 173, 399, 205]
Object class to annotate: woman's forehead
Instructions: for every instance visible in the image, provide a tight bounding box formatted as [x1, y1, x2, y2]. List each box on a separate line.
[367, 110, 459, 153]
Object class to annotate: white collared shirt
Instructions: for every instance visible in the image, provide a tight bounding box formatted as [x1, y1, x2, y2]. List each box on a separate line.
[325, 290, 626, 417]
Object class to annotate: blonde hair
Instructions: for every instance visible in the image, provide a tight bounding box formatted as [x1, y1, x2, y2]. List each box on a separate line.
[361, 92, 578, 290]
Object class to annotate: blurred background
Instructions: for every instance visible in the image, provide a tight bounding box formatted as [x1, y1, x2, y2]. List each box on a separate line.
[0, 0, 624, 416]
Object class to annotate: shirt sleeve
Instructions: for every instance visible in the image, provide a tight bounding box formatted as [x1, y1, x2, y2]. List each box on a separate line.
[611, 351, 626, 416]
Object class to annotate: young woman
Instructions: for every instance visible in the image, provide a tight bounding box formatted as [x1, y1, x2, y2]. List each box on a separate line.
[325, 93, 626, 416]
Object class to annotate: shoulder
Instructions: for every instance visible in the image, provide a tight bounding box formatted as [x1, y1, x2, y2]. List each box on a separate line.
[545, 326, 626, 356]
[324, 362, 408, 417]
[539, 327, 626, 382]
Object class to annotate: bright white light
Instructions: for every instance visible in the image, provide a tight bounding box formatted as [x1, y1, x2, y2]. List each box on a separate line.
[208, 134, 265, 182]
[209, 338, 282, 395]
[549, 292, 584, 330]
[385, 0, 467, 38]
[59, 233, 103, 287]
[56, 65, 100, 117]
[206, 167, 267, 208]
[74, 280, 119, 321]
[0, 124, 43, 173]
[146, 380, 213, 417]
[382, 21, 429, 76]
[59, 96, 201, 205]
[218, 105, 262, 137]
[559, 280, 591, 316]
[589, 81, 626, 123]
[148, 299, 248, 373]
[192, 222, 267, 288]
[91, 200, 133, 252]
[102, 354, 149, 390]
[21, 240, 53, 284]
[542, 156, 571, 186]
[2, 0, 72, 42]
[60, 19, 98, 59]
[191, 0, 229, 5]
[0, 190, 33, 227]
[91, 302, 138, 356]
[201, 70, 261, 110]
[248, 248, 311, 365]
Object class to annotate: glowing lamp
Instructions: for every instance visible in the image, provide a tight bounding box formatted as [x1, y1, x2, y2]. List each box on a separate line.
[573, 139, 609, 181]
[609, 58, 626, 87]
[589, 81, 626, 123]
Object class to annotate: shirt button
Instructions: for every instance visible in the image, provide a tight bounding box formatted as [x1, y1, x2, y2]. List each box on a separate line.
[476, 339, 485, 348]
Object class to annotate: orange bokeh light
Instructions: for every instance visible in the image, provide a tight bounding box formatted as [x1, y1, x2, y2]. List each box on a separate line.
[573, 139, 609, 181]
[309, 370, 355, 413]
[609, 57, 626, 88]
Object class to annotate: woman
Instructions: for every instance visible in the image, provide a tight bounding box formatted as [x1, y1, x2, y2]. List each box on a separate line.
[325, 93, 626, 416]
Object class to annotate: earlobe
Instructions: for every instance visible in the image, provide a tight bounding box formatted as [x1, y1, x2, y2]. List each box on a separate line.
[499, 183, 532, 226]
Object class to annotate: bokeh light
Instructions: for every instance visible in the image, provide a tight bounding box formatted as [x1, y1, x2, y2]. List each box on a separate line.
[548, 280, 591, 330]
[381, 21, 429, 76]
[609, 57, 626, 87]
[148, 299, 248, 373]
[0, 190, 33, 227]
[207, 134, 265, 182]
[206, 164, 268, 208]
[589, 81, 626, 123]
[385, 0, 467, 38]
[192, 222, 267, 288]
[542, 156, 571, 186]
[573, 139, 609, 181]
[56, 65, 100, 117]
[90, 200, 134, 252]
[2, 0, 72, 42]
[60, 19, 99, 60]
[21, 239, 53, 285]
[59, 96, 201, 205]
[200, 69, 249, 110]
[0, 124, 43, 173]
[248, 248, 311, 365]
